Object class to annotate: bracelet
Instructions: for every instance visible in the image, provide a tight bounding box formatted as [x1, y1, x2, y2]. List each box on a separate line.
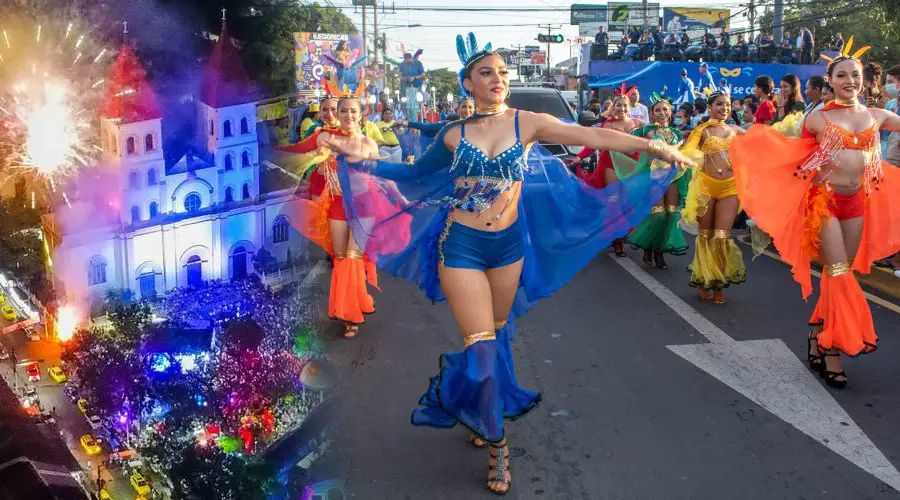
[647, 138, 667, 158]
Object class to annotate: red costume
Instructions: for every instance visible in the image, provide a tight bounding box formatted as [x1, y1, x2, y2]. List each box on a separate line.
[575, 119, 639, 189]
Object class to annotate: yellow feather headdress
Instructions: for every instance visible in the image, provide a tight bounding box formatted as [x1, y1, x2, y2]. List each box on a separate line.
[821, 35, 871, 63]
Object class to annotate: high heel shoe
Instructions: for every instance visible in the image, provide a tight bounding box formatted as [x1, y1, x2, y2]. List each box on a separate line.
[698, 288, 713, 301]
[807, 327, 824, 373]
[643, 250, 653, 266]
[713, 290, 727, 304]
[487, 439, 511, 495]
[822, 352, 848, 389]
[653, 251, 668, 270]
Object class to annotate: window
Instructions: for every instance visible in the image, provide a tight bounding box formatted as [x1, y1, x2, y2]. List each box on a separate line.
[225, 187, 234, 203]
[131, 206, 141, 222]
[273, 216, 289, 243]
[241, 151, 251, 167]
[87, 256, 107, 286]
[185, 255, 203, 288]
[240, 117, 250, 134]
[149, 202, 159, 218]
[129, 171, 139, 189]
[145, 134, 155, 151]
[223, 120, 233, 138]
[209, 119, 214, 136]
[139, 271, 156, 299]
[230, 246, 248, 281]
[126, 136, 137, 155]
[147, 169, 157, 186]
[224, 154, 233, 170]
[184, 192, 202, 213]
[242, 184, 251, 200]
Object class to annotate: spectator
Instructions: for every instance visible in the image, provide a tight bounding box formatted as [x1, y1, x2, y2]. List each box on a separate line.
[375, 108, 402, 163]
[741, 101, 758, 129]
[822, 82, 835, 102]
[679, 30, 690, 50]
[664, 33, 681, 60]
[780, 32, 794, 63]
[595, 26, 610, 47]
[629, 27, 641, 45]
[674, 107, 690, 132]
[882, 64, 899, 165]
[799, 27, 815, 64]
[714, 31, 731, 61]
[652, 25, 664, 50]
[801, 75, 826, 128]
[627, 87, 650, 123]
[775, 73, 806, 122]
[690, 99, 707, 128]
[713, 11, 727, 29]
[863, 62, 890, 109]
[753, 75, 777, 124]
[831, 32, 845, 52]
[398, 52, 426, 121]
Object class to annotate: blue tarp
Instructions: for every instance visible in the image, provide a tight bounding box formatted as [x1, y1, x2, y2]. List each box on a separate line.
[587, 60, 825, 99]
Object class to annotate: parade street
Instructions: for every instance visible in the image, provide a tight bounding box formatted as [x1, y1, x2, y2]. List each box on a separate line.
[318, 233, 900, 500]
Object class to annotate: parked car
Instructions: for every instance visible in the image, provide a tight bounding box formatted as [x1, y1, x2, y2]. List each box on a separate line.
[76, 398, 89, 414]
[26, 363, 40, 382]
[507, 87, 581, 162]
[48, 366, 67, 383]
[87, 414, 103, 431]
[79, 434, 101, 455]
[130, 472, 151, 495]
[1, 305, 16, 320]
[0, 344, 8, 360]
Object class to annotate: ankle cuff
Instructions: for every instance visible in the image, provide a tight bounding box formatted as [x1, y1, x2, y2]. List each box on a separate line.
[464, 331, 496, 348]
[825, 261, 852, 277]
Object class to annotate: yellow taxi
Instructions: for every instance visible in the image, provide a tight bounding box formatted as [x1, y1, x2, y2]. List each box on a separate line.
[130, 472, 151, 495]
[79, 434, 101, 455]
[76, 398, 89, 414]
[48, 365, 67, 383]
[1, 305, 16, 320]
[0, 294, 5, 303]
[98, 488, 112, 500]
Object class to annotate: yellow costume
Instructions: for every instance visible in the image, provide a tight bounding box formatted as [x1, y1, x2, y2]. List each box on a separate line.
[681, 121, 746, 290]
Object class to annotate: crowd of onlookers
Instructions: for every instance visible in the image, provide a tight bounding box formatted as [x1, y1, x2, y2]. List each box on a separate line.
[595, 24, 844, 64]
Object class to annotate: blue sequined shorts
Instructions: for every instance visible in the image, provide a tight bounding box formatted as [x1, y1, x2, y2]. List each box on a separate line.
[438, 217, 524, 270]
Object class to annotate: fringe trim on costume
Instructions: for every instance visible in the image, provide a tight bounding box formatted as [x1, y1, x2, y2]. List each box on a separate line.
[802, 188, 833, 262]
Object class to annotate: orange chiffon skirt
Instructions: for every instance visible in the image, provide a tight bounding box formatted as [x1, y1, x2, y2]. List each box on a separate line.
[731, 125, 900, 356]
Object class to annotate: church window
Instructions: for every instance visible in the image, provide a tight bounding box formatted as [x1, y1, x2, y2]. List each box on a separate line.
[242, 183, 251, 200]
[131, 206, 141, 222]
[147, 169, 158, 186]
[126, 136, 137, 155]
[224, 120, 233, 138]
[129, 171, 140, 189]
[225, 187, 234, 203]
[240, 117, 250, 134]
[186, 255, 203, 288]
[145, 134, 155, 151]
[224, 154, 234, 170]
[273, 216, 289, 243]
[209, 119, 214, 136]
[184, 192, 202, 213]
[241, 151, 251, 167]
[149, 202, 159, 218]
[87, 256, 107, 286]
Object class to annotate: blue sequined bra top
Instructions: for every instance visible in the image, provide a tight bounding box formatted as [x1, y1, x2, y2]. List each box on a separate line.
[444, 110, 529, 213]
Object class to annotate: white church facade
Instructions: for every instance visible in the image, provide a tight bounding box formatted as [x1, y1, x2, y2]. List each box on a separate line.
[50, 41, 307, 307]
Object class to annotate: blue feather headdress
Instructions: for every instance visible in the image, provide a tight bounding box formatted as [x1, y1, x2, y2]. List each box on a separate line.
[455, 32, 494, 97]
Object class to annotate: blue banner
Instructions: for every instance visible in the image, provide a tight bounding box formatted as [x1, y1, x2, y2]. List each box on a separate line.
[587, 60, 825, 99]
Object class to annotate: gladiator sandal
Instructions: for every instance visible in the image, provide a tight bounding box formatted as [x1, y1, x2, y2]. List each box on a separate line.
[486, 439, 511, 495]
[822, 351, 848, 389]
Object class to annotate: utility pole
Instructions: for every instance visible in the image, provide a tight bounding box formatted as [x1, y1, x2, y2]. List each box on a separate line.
[748, 0, 756, 40]
[361, 4, 368, 62]
[773, 0, 784, 43]
[642, 0, 649, 33]
[373, 0, 379, 65]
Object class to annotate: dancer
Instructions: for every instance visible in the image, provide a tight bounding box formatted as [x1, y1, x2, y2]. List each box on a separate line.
[731, 44, 900, 388]
[681, 90, 747, 304]
[626, 93, 689, 269]
[279, 82, 407, 338]
[300, 97, 339, 199]
[324, 33, 694, 494]
[568, 87, 644, 256]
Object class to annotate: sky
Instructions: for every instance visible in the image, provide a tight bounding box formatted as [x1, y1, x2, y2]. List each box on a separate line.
[335, 0, 753, 71]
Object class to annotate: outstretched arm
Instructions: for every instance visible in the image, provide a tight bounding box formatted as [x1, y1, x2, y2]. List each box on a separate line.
[525, 111, 697, 166]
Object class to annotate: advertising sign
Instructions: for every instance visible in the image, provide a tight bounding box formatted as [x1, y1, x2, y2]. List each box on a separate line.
[664, 8, 730, 37]
[530, 51, 547, 65]
[570, 4, 608, 24]
[293, 32, 365, 100]
[608, 2, 661, 31]
[586, 60, 824, 99]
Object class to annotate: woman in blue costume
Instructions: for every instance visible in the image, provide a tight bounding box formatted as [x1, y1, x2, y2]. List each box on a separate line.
[404, 97, 476, 137]
[321, 34, 695, 495]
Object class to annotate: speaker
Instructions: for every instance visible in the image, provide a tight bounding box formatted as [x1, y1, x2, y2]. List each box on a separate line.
[590, 44, 608, 61]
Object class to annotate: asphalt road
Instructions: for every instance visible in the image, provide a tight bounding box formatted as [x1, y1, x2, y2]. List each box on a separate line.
[0, 326, 137, 499]
[316, 235, 900, 500]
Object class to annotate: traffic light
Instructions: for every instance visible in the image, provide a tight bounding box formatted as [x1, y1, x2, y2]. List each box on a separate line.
[537, 33, 564, 44]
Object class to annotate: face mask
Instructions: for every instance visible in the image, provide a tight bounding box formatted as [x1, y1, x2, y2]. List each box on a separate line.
[887, 83, 899, 97]
[673, 118, 684, 126]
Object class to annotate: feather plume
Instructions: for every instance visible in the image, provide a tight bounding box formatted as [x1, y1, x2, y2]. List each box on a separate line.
[456, 34, 468, 64]
[843, 36, 854, 57]
[852, 45, 871, 59]
[485, 42, 493, 51]
[348, 56, 368, 69]
[413, 49, 423, 60]
[467, 32, 478, 56]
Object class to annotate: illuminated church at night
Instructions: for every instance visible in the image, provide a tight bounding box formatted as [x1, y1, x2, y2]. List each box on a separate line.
[48, 28, 306, 307]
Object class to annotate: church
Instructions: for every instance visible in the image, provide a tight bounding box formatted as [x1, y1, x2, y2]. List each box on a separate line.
[47, 26, 307, 309]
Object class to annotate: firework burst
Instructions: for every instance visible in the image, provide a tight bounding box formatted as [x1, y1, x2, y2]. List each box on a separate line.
[0, 11, 109, 204]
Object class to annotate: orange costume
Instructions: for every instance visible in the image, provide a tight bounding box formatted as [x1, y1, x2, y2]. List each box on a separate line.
[279, 126, 409, 324]
[730, 107, 900, 356]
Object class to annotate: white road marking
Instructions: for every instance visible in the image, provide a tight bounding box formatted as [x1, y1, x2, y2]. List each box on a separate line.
[612, 255, 900, 492]
[301, 260, 329, 288]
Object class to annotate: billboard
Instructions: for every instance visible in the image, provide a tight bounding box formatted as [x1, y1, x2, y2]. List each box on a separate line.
[570, 4, 608, 24]
[293, 32, 365, 100]
[664, 8, 730, 37]
[608, 2, 660, 31]
[530, 51, 547, 65]
[586, 60, 824, 99]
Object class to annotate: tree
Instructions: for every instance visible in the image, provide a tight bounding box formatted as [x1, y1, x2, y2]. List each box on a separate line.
[0, 198, 54, 304]
[426, 68, 462, 112]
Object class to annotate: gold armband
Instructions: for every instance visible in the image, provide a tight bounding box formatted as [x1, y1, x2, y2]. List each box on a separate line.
[647, 138, 667, 158]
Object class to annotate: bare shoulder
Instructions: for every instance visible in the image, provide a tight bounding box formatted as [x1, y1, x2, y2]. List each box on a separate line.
[729, 123, 746, 135]
[440, 121, 465, 150]
[869, 107, 893, 123]
[805, 108, 826, 132]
